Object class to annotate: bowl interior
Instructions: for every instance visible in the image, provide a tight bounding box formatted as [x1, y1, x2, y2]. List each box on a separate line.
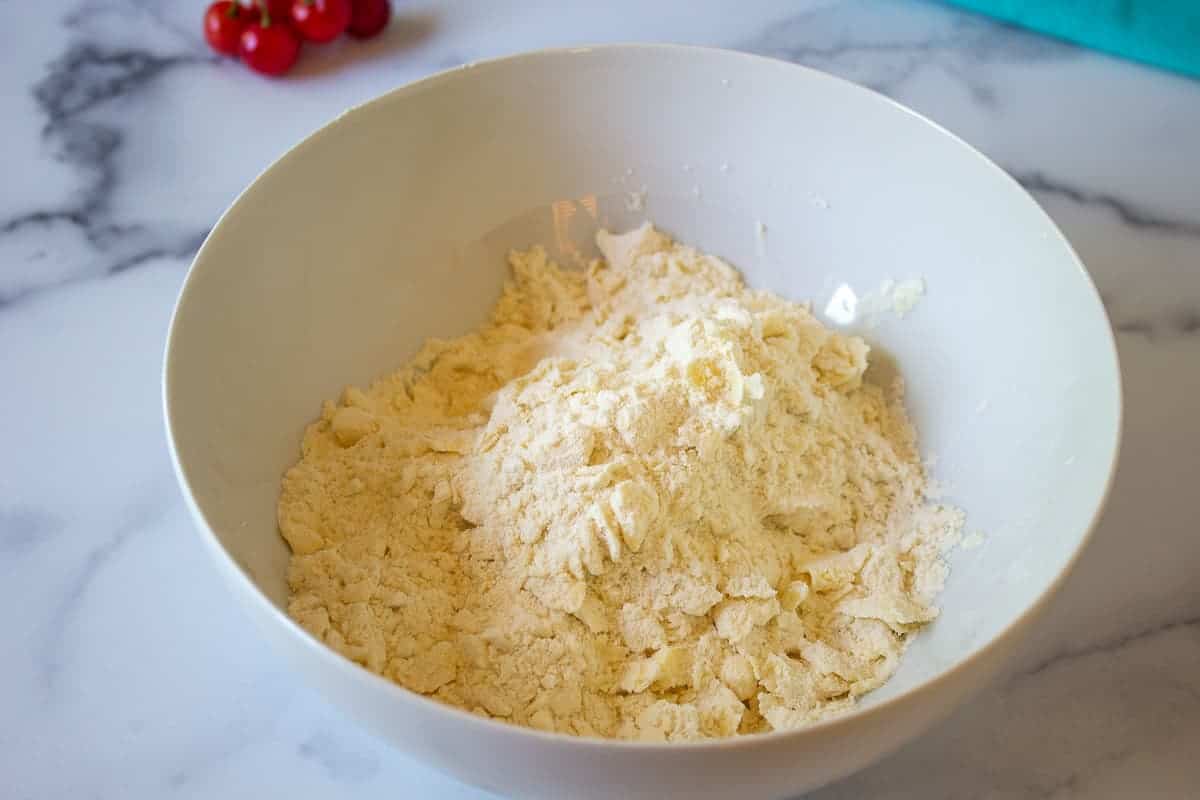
[166, 46, 1119, 713]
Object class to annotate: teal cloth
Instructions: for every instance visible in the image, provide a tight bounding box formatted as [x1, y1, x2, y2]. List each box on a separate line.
[943, 0, 1200, 79]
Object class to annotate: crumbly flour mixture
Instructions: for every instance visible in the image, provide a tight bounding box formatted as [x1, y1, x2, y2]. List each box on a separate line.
[279, 223, 962, 741]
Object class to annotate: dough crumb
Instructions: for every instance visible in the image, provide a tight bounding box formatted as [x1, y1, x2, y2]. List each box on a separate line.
[859, 276, 926, 323]
[280, 223, 963, 741]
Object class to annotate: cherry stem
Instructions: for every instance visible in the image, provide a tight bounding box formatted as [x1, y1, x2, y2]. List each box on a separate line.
[257, 0, 272, 26]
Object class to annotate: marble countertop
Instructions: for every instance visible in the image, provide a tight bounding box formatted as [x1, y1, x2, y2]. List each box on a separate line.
[4, 1, 1198, 797]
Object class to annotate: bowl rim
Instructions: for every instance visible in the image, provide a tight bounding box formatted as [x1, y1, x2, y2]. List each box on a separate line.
[162, 41, 1123, 753]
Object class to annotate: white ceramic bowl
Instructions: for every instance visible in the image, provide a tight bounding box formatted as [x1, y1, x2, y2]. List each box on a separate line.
[164, 45, 1121, 799]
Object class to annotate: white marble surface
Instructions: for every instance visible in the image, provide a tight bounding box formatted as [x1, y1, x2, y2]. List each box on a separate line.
[3, 1, 1199, 797]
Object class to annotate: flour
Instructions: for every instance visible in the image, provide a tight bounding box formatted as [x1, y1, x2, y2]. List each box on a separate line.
[279, 223, 962, 741]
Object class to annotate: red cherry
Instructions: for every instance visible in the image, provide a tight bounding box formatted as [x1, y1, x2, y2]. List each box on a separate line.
[347, 0, 390, 39]
[290, 0, 352, 43]
[203, 1, 249, 56]
[239, 19, 301, 76]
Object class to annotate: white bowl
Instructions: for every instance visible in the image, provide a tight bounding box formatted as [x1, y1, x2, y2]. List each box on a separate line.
[163, 45, 1121, 799]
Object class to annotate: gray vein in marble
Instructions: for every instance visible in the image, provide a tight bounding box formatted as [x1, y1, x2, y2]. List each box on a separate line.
[38, 497, 163, 693]
[298, 730, 382, 783]
[1036, 745, 1138, 800]
[0, 508, 60, 557]
[1007, 168, 1200, 339]
[35, 44, 201, 121]
[740, 0, 1078, 99]
[1, 41, 211, 306]
[1008, 612, 1200, 687]
[67, 0, 202, 49]
[1013, 170, 1200, 239]
[1111, 310, 1200, 339]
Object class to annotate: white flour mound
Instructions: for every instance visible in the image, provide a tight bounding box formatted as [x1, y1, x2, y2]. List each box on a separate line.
[279, 223, 963, 741]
